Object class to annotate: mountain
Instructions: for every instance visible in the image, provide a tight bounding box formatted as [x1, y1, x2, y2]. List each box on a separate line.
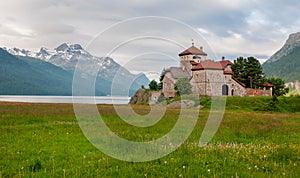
[0, 48, 75, 95]
[2, 43, 149, 96]
[7, 43, 149, 91]
[6, 43, 149, 84]
[262, 32, 300, 83]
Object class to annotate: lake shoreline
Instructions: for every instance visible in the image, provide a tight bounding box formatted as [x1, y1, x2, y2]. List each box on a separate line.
[0, 95, 130, 104]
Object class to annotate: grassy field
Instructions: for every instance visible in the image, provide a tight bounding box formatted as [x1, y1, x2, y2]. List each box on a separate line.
[0, 96, 300, 177]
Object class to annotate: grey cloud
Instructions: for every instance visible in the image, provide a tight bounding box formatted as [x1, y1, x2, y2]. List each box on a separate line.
[34, 24, 76, 34]
[0, 0, 299, 68]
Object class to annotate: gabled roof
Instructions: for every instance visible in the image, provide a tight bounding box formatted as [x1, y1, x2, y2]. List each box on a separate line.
[258, 82, 274, 87]
[263, 82, 274, 87]
[192, 60, 232, 70]
[220, 60, 233, 68]
[179, 46, 207, 56]
[223, 70, 233, 75]
[232, 77, 246, 87]
[190, 61, 198, 65]
[166, 67, 190, 79]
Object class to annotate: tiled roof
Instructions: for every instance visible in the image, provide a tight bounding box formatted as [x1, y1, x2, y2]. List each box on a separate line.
[190, 61, 198, 65]
[263, 82, 274, 87]
[223, 70, 233, 75]
[179, 46, 207, 56]
[259, 82, 274, 87]
[191, 60, 232, 70]
[232, 77, 246, 87]
[166, 67, 190, 79]
[220, 60, 233, 68]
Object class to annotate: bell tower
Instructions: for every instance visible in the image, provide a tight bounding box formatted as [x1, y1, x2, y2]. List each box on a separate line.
[178, 42, 207, 74]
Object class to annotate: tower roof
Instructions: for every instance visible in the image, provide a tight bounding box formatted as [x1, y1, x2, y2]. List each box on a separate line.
[179, 45, 207, 56]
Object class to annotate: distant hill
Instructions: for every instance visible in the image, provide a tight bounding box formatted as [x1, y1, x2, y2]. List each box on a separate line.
[0, 48, 147, 96]
[5, 43, 149, 89]
[1, 43, 150, 96]
[262, 32, 300, 83]
[0, 48, 75, 95]
[0, 43, 149, 96]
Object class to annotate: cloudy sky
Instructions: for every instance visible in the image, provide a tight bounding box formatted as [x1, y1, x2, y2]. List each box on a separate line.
[1, 0, 300, 79]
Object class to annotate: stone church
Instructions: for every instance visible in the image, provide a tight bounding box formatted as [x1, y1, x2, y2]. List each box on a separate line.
[162, 44, 273, 97]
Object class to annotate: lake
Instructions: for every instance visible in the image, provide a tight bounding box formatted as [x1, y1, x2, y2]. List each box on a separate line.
[0, 95, 130, 104]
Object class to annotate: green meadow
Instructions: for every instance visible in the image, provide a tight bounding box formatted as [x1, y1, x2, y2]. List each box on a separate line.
[0, 96, 300, 177]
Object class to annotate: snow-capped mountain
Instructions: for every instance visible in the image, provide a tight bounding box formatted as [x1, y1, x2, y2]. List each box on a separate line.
[35, 47, 56, 61]
[4, 43, 149, 95]
[4, 47, 36, 58]
[5, 43, 89, 62]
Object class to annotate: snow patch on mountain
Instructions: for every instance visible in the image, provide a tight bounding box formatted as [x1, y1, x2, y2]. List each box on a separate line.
[5, 43, 90, 62]
[4, 43, 150, 87]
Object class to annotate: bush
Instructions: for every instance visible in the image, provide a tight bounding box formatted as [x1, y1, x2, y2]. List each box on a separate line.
[199, 97, 212, 109]
[175, 77, 192, 96]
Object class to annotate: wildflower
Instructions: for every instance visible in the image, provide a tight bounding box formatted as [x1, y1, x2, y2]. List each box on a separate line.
[66, 132, 69, 135]
[179, 174, 182, 177]
[248, 167, 251, 170]
[21, 167, 24, 170]
[83, 155, 86, 159]
[164, 161, 167, 164]
[264, 155, 267, 158]
[183, 165, 186, 169]
[208, 169, 211, 172]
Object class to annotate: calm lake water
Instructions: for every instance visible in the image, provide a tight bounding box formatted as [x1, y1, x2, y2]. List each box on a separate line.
[0, 96, 130, 104]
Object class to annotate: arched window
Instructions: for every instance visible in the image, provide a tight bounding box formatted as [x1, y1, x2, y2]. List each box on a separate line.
[222, 84, 229, 96]
[231, 89, 234, 96]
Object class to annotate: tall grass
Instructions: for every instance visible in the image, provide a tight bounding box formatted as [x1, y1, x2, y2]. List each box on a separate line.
[0, 101, 299, 177]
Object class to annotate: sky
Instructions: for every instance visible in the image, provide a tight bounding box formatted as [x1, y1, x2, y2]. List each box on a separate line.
[1, 0, 300, 80]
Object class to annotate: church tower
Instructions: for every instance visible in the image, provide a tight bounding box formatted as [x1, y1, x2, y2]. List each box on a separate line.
[178, 43, 207, 75]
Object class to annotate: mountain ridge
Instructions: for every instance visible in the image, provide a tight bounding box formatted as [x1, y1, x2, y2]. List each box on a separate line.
[267, 32, 300, 63]
[1, 43, 149, 96]
[4, 43, 148, 84]
[262, 32, 300, 84]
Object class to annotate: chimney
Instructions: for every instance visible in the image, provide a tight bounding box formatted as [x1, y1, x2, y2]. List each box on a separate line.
[200, 46, 203, 50]
[222, 56, 225, 61]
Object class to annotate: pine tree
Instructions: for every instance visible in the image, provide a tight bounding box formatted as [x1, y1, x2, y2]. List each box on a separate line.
[232, 56, 264, 88]
[149, 80, 158, 91]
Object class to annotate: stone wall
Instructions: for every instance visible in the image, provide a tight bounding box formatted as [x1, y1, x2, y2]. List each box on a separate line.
[190, 70, 247, 96]
[224, 75, 246, 96]
[245, 88, 272, 96]
[162, 73, 176, 98]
